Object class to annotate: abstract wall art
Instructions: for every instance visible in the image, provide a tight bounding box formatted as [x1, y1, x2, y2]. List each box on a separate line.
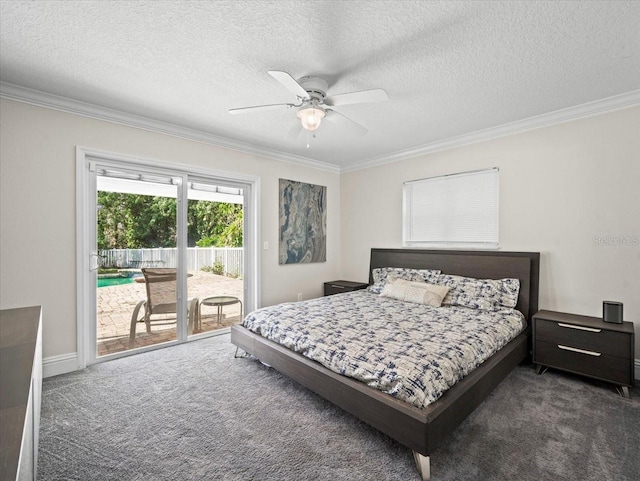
[279, 178, 327, 264]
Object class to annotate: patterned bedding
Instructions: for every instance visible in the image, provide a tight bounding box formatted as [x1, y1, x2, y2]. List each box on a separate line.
[242, 290, 526, 409]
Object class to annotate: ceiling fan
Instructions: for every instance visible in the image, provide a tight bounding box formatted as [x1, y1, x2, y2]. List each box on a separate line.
[229, 71, 388, 139]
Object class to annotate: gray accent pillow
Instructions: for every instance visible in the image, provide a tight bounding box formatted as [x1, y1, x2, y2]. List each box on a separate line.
[368, 267, 441, 294]
[436, 274, 520, 310]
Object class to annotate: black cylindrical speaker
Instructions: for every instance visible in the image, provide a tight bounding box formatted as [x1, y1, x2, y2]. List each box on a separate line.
[603, 301, 623, 324]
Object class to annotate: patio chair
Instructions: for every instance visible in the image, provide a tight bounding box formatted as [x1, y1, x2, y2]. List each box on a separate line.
[129, 268, 198, 348]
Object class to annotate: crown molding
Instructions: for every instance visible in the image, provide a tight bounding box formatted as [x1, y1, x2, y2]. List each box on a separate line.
[343, 89, 640, 173]
[0, 82, 340, 174]
[2, 82, 638, 176]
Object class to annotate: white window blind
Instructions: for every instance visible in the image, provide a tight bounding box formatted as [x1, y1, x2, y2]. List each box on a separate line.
[403, 168, 499, 248]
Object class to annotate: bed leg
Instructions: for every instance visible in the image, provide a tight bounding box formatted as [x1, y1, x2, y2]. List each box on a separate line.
[413, 452, 430, 481]
[234, 346, 244, 358]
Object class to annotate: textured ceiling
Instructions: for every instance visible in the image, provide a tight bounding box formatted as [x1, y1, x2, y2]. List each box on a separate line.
[1, 1, 639, 169]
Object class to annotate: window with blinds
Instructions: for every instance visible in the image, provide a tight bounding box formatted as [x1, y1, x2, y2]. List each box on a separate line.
[403, 168, 499, 248]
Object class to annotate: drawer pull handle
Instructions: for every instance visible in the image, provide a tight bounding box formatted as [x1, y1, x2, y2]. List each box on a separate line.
[557, 344, 601, 357]
[557, 323, 601, 333]
[330, 285, 346, 289]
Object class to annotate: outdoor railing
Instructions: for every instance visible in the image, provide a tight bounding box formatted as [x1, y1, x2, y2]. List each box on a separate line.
[99, 247, 243, 277]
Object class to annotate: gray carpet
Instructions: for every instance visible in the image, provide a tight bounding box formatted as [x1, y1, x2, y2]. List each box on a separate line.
[38, 334, 640, 481]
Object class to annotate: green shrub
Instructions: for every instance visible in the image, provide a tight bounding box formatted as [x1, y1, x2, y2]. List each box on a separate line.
[98, 268, 120, 274]
[202, 261, 225, 276]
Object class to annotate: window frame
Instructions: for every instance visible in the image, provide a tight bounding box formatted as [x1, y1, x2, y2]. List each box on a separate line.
[402, 167, 499, 249]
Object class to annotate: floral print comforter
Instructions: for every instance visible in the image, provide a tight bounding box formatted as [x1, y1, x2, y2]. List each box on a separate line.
[243, 290, 525, 408]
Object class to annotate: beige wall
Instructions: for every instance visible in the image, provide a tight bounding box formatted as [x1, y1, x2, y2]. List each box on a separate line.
[2, 98, 639, 362]
[0, 99, 341, 359]
[341, 106, 640, 357]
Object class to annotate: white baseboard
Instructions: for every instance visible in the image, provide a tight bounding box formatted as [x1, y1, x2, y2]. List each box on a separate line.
[636, 359, 640, 382]
[43, 352, 78, 378]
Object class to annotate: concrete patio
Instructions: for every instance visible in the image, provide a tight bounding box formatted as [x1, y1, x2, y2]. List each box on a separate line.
[97, 270, 243, 356]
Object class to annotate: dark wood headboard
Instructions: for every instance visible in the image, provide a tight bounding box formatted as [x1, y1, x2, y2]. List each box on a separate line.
[369, 249, 540, 322]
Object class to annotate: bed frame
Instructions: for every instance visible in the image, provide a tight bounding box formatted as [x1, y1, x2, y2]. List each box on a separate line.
[231, 249, 540, 480]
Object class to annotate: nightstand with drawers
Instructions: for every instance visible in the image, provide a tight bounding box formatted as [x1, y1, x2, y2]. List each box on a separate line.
[323, 280, 369, 296]
[532, 310, 635, 398]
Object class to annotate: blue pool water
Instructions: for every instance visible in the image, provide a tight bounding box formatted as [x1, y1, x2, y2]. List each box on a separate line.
[97, 275, 141, 288]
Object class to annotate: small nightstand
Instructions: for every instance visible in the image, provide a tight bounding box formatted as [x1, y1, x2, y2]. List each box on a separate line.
[532, 310, 635, 398]
[323, 280, 369, 296]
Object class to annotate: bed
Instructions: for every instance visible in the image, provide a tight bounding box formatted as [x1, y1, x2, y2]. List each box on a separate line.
[230, 249, 540, 480]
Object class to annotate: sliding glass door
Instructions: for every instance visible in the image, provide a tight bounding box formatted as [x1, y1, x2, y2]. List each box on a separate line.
[95, 168, 180, 355]
[78, 149, 256, 365]
[186, 179, 244, 337]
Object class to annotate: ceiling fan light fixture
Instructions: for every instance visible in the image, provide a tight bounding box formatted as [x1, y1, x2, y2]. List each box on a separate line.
[297, 107, 326, 131]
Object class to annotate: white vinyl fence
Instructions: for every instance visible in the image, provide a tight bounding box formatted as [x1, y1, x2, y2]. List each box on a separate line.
[99, 247, 243, 277]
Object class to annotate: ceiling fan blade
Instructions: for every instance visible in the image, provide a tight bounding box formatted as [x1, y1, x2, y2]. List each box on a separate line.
[286, 118, 302, 140]
[324, 88, 388, 107]
[228, 103, 295, 114]
[325, 109, 368, 135]
[268, 70, 311, 100]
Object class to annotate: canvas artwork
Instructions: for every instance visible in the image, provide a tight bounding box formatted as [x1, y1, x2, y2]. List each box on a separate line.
[279, 179, 327, 264]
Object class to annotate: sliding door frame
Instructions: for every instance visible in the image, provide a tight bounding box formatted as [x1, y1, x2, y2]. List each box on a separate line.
[76, 146, 260, 368]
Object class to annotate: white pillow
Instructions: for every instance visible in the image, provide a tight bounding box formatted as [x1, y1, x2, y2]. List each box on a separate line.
[380, 278, 450, 307]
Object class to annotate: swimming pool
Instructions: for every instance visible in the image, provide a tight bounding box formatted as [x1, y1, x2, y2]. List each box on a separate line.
[97, 277, 138, 288]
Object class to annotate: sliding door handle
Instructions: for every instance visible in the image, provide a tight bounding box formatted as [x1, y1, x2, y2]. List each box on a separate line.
[90, 253, 105, 271]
